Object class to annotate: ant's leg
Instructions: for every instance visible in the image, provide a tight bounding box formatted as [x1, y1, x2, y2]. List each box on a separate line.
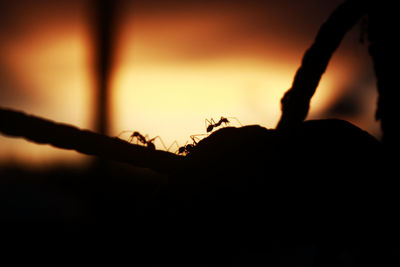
[129, 136, 138, 144]
[150, 136, 168, 151]
[220, 119, 229, 127]
[117, 130, 133, 138]
[128, 135, 134, 143]
[205, 118, 211, 129]
[176, 141, 188, 154]
[228, 117, 242, 126]
[167, 140, 180, 152]
[197, 134, 208, 142]
[205, 118, 216, 132]
[190, 134, 207, 144]
[134, 137, 140, 145]
[190, 135, 196, 144]
[205, 118, 216, 129]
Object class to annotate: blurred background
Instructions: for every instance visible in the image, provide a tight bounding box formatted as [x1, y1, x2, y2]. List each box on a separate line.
[0, 0, 380, 169]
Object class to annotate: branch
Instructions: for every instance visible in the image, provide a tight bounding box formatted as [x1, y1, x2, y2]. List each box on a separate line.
[277, 0, 370, 131]
[0, 107, 184, 174]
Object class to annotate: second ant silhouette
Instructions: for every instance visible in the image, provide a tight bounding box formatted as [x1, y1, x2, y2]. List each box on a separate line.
[177, 143, 195, 155]
[129, 131, 158, 150]
[176, 116, 242, 155]
[125, 131, 176, 151]
[119, 116, 242, 155]
[176, 134, 207, 155]
[205, 116, 242, 133]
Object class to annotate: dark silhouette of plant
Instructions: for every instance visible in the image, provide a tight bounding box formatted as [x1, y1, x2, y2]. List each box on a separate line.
[1, 0, 398, 265]
[277, 0, 396, 151]
[0, 0, 392, 169]
[92, 0, 118, 135]
[0, 108, 183, 174]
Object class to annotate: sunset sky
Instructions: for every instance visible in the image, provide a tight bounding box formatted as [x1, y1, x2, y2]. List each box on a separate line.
[0, 0, 380, 167]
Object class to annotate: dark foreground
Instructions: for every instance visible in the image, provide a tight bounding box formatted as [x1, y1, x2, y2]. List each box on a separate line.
[1, 119, 398, 266]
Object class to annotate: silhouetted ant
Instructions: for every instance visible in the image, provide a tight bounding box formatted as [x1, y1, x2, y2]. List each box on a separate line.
[177, 143, 195, 155]
[176, 134, 207, 155]
[128, 131, 158, 150]
[119, 116, 242, 155]
[118, 130, 176, 151]
[176, 116, 242, 155]
[205, 116, 242, 133]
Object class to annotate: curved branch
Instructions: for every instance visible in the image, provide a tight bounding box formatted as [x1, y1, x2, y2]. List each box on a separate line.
[0, 107, 184, 174]
[277, 0, 369, 131]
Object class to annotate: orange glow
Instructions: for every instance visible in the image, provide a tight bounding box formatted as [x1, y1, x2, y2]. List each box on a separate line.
[0, 2, 94, 166]
[0, 2, 381, 166]
[110, 10, 361, 150]
[112, 60, 350, 149]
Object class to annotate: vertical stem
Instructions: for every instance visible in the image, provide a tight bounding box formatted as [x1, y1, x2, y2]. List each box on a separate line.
[93, 0, 116, 136]
[91, 0, 118, 190]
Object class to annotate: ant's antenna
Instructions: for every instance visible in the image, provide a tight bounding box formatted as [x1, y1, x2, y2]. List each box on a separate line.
[150, 136, 168, 151]
[205, 118, 216, 132]
[117, 130, 133, 138]
[149, 136, 182, 152]
[227, 117, 242, 127]
[167, 140, 180, 152]
[190, 134, 207, 144]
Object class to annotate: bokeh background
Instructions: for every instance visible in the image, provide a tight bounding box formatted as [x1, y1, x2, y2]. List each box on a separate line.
[0, 0, 380, 168]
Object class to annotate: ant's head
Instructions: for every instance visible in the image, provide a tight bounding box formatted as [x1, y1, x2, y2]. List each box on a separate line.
[221, 117, 229, 124]
[178, 146, 186, 154]
[147, 142, 156, 150]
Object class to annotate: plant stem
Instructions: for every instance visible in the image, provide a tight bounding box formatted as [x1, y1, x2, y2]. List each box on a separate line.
[0, 108, 184, 174]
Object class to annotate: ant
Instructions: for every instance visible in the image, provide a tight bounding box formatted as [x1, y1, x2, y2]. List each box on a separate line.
[128, 131, 158, 150]
[176, 116, 242, 155]
[205, 116, 242, 133]
[177, 143, 195, 155]
[118, 130, 173, 151]
[176, 133, 207, 155]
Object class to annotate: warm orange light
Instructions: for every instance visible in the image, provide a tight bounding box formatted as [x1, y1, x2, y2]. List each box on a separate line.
[111, 57, 351, 150]
[0, 2, 381, 167]
[0, 5, 94, 166]
[110, 9, 356, 150]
